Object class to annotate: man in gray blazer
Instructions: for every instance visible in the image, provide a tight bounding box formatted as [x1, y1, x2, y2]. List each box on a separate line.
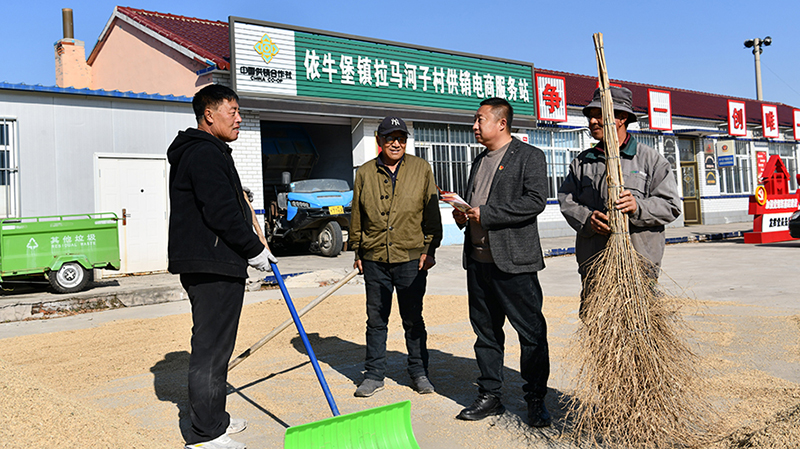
[453, 97, 551, 428]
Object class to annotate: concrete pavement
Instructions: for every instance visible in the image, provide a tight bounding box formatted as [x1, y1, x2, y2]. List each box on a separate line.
[0, 221, 753, 324]
[3, 219, 799, 449]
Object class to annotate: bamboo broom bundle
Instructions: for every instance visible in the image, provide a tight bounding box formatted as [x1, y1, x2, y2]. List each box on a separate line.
[565, 33, 715, 448]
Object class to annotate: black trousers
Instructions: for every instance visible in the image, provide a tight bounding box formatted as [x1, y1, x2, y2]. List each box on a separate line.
[180, 273, 245, 444]
[362, 259, 429, 380]
[466, 259, 549, 401]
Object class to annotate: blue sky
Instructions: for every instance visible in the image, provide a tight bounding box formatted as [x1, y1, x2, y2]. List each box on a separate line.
[3, 0, 799, 106]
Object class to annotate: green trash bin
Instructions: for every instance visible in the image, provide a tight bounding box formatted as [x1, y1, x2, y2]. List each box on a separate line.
[0, 213, 121, 293]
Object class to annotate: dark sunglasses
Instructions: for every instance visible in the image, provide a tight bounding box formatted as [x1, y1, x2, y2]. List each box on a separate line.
[384, 135, 408, 144]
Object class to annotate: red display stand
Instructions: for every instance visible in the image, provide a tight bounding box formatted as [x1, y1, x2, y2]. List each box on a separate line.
[743, 155, 800, 243]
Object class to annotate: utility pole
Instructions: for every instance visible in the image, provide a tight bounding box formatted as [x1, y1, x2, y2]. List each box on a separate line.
[744, 36, 772, 101]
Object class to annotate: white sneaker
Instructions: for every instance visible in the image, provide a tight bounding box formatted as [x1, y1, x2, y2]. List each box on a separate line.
[185, 434, 246, 449]
[227, 418, 247, 435]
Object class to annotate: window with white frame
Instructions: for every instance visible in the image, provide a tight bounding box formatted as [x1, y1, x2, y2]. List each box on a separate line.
[719, 140, 752, 195]
[416, 124, 586, 200]
[414, 123, 482, 197]
[636, 133, 681, 187]
[0, 121, 9, 186]
[0, 118, 18, 217]
[768, 142, 798, 191]
[634, 133, 658, 149]
[526, 129, 583, 199]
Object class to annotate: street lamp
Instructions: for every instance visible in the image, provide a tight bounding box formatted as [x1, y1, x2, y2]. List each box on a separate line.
[744, 36, 772, 101]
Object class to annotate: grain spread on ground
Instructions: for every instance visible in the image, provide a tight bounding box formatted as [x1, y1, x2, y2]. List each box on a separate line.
[0, 294, 798, 448]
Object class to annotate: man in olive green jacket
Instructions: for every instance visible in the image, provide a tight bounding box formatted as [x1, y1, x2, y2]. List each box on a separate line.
[348, 116, 442, 398]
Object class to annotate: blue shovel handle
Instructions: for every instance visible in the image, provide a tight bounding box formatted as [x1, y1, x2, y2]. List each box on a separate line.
[271, 263, 340, 417]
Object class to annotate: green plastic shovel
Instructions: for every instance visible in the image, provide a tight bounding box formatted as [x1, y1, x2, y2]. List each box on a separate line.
[271, 263, 420, 449]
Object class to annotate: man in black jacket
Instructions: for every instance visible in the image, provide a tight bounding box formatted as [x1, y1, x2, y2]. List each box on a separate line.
[168, 84, 276, 449]
[453, 97, 551, 428]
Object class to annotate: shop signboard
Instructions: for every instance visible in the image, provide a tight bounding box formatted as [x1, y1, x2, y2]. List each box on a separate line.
[727, 100, 747, 137]
[794, 108, 800, 141]
[535, 74, 566, 122]
[756, 151, 768, 179]
[647, 89, 672, 131]
[230, 18, 536, 117]
[716, 139, 735, 167]
[761, 104, 779, 139]
[704, 141, 716, 185]
[704, 154, 716, 170]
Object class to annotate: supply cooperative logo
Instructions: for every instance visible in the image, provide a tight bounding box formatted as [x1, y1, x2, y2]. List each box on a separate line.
[239, 32, 295, 84]
[254, 34, 280, 64]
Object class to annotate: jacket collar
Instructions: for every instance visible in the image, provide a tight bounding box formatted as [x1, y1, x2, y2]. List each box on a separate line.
[188, 128, 232, 153]
[477, 137, 518, 160]
[375, 153, 405, 169]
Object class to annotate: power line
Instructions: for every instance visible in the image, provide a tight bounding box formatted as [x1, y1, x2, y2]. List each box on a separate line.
[762, 62, 800, 104]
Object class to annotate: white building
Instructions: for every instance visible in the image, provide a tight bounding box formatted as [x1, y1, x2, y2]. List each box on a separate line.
[3, 6, 797, 274]
[0, 83, 194, 273]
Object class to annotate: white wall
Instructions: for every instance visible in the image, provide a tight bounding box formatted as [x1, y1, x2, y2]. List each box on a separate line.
[0, 88, 194, 217]
[230, 110, 264, 211]
[351, 118, 379, 169]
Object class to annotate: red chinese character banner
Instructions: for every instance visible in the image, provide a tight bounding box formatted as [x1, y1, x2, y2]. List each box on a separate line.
[794, 109, 800, 141]
[728, 100, 747, 137]
[535, 74, 566, 122]
[647, 89, 672, 131]
[761, 104, 779, 139]
[756, 151, 768, 178]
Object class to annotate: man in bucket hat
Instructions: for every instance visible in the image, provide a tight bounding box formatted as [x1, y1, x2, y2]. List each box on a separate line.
[349, 116, 442, 398]
[557, 86, 680, 317]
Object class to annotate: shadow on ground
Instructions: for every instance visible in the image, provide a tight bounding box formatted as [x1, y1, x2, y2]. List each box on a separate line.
[0, 281, 50, 295]
[286, 333, 573, 433]
[0, 277, 120, 296]
[147, 335, 577, 444]
[150, 351, 191, 440]
[150, 349, 303, 437]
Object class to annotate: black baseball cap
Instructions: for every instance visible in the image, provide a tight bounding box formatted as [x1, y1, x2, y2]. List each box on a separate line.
[377, 116, 409, 136]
